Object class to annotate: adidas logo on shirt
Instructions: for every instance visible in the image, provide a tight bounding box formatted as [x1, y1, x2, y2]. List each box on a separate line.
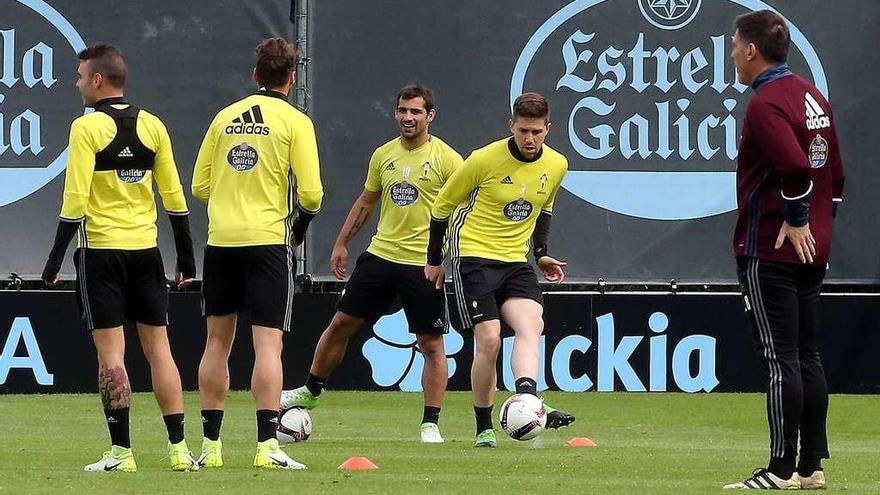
[225, 105, 270, 135]
[501, 175, 513, 184]
[117, 146, 133, 158]
[804, 92, 831, 130]
[385, 162, 396, 171]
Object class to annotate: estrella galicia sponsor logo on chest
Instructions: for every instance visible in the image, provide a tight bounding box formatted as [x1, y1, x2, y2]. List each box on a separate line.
[390, 166, 419, 206]
[390, 181, 418, 206]
[225, 105, 270, 136]
[504, 197, 533, 221]
[809, 134, 828, 168]
[116, 168, 146, 183]
[227, 142, 258, 171]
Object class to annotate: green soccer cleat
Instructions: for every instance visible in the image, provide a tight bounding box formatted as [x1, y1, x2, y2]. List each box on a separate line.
[196, 437, 223, 468]
[474, 429, 497, 448]
[253, 439, 307, 470]
[543, 403, 576, 429]
[280, 385, 319, 410]
[420, 422, 444, 444]
[168, 440, 199, 471]
[83, 445, 138, 473]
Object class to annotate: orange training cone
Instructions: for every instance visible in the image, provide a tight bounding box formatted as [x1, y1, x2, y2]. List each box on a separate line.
[338, 456, 378, 470]
[566, 437, 597, 447]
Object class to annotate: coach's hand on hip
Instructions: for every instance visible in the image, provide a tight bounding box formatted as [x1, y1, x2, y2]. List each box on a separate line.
[538, 256, 567, 284]
[775, 221, 816, 264]
[424, 264, 444, 290]
[330, 244, 348, 280]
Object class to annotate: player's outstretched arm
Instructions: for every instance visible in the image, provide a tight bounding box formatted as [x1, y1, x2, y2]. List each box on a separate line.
[330, 189, 380, 279]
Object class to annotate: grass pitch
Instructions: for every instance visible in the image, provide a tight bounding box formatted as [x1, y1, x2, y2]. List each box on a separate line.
[0, 392, 878, 494]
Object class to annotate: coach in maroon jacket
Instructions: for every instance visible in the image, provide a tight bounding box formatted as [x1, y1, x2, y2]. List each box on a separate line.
[724, 10, 845, 491]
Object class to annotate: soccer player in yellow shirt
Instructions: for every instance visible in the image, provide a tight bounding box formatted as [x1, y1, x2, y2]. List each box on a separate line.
[41, 44, 198, 472]
[191, 38, 323, 470]
[425, 93, 575, 447]
[280, 85, 463, 444]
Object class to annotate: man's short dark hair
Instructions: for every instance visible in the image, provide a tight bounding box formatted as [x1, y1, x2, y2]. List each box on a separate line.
[396, 85, 434, 112]
[734, 10, 790, 64]
[78, 44, 127, 88]
[254, 38, 299, 89]
[513, 92, 549, 122]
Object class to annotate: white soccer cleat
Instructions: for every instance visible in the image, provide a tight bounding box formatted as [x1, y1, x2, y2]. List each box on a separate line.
[83, 446, 137, 473]
[797, 471, 827, 490]
[420, 422, 444, 444]
[254, 439, 307, 470]
[280, 386, 319, 411]
[723, 468, 800, 489]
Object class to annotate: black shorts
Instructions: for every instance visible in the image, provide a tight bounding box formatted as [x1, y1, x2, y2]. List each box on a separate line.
[451, 256, 543, 330]
[202, 245, 295, 331]
[337, 251, 447, 335]
[74, 247, 168, 330]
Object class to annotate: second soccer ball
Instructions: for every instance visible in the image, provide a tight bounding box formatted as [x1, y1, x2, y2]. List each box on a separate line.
[277, 407, 312, 444]
[499, 393, 547, 441]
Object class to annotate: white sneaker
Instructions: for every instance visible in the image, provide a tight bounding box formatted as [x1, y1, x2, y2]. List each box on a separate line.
[723, 468, 800, 489]
[797, 471, 827, 490]
[420, 422, 444, 444]
[254, 439, 307, 470]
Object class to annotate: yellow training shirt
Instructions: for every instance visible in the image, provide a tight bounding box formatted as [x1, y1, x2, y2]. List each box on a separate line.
[192, 91, 324, 246]
[59, 102, 188, 249]
[432, 138, 568, 262]
[365, 136, 463, 265]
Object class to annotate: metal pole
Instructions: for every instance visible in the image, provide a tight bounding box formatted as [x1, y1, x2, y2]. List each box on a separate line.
[292, 0, 311, 277]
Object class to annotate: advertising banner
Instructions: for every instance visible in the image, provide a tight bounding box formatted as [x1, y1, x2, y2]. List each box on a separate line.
[3, 291, 877, 394]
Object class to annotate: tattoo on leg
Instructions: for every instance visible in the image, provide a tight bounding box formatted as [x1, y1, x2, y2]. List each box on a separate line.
[98, 366, 131, 409]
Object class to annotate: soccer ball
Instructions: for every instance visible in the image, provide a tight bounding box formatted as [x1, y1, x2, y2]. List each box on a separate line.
[499, 393, 547, 441]
[276, 407, 312, 444]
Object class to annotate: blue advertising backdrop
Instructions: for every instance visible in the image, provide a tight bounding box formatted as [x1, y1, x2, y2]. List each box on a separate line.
[2, 291, 878, 394]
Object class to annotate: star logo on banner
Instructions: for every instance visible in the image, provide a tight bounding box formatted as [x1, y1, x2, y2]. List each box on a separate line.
[648, 0, 691, 20]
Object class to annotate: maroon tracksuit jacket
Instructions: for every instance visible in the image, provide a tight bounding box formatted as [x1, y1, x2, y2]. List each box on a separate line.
[733, 72, 845, 266]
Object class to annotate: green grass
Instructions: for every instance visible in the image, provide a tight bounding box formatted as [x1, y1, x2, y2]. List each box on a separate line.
[0, 392, 878, 494]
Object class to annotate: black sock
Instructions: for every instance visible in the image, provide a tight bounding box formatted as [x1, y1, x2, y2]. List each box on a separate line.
[797, 459, 823, 477]
[305, 373, 326, 398]
[163, 413, 185, 444]
[515, 377, 538, 396]
[105, 407, 131, 448]
[474, 405, 493, 434]
[422, 406, 441, 425]
[256, 409, 279, 443]
[768, 457, 796, 479]
[201, 409, 224, 441]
